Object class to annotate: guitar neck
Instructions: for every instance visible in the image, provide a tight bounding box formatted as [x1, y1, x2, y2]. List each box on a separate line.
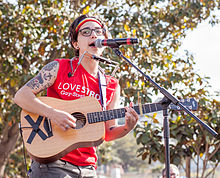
[87, 103, 163, 124]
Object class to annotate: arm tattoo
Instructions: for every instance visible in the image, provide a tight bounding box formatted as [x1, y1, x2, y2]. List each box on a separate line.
[110, 126, 116, 130]
[43, 61, 58, 71]
[25, 61, 58, 93]
[26, 73, 44, 90]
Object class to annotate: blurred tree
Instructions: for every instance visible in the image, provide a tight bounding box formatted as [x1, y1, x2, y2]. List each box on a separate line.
[110, 132, 147, 172]
[134, 95, 219, 178]
[0, 0, 219, 177]
[0, 0, 106, 176]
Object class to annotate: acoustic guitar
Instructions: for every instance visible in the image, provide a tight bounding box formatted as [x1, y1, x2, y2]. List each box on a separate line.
[20, 96, 197, 163]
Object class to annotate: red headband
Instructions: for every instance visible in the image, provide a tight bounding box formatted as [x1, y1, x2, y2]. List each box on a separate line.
[75, 18, 103, 33]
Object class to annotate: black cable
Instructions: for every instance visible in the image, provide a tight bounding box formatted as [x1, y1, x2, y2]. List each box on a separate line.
[19, 122, 29, 178]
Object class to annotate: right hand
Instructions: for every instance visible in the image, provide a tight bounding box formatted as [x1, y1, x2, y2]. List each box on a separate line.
[48, 109, 76, 131]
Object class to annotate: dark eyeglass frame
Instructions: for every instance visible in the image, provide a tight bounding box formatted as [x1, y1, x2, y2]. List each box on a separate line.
[78, 27, 106, 37]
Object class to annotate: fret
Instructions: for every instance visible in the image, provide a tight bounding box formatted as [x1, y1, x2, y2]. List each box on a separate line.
[117, 109, 120, 118]
[117, 108, 122, 118]
[92, 113, 96, 123]
[113, 109, 117, 119]
[94, 112, 98, 123]
[151, 104, 156, 112]
[157, 103, 163, 111]
[133, 106, 140, 115]
[116, 108, 121, 118]
[108, 110, 113, 120]
[100, 111, 105, 121]
[102, 111, 106, 121]
[121, 108, 126, 117]
[107, 110, 111, 120]
[103, 111, 107, 121]
[89, 113, 93, 123]
[104, 111, 108, 121]
[144, 104, 150, 113]
[155, 103, 158, 111]
[117, 109, 121, 118]
[88, 113, 94, 124]
[96, 112, 100, 122]
[87, 113, 91, 124]
[98, 112, 104, 122]
[149, 104, 152, 112]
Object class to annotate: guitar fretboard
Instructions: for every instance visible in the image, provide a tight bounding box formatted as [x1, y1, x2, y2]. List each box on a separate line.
[87, 103, 163, 124]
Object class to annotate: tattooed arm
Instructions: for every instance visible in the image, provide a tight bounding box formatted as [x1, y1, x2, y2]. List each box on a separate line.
[25, 61, 58, 94]
[14, 61, 76, 130]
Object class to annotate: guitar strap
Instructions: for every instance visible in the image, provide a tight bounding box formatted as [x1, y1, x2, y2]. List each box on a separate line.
[98, 66, 107, 111]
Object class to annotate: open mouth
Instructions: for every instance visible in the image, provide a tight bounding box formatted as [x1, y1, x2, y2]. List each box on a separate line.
[89, 42, 95, 47]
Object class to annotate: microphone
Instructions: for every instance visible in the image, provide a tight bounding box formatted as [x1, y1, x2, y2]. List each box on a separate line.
[84, 52, 118, 65]
[89, 38, 138, 48]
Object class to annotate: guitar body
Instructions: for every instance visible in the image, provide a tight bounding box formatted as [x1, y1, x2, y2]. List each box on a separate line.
[20, 96, 105, 163]
[20, 95, 197, 164]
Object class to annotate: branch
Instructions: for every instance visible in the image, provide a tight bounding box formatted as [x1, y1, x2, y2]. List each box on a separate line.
[201, 141, 210, 178]
[204, 162, 219, 178]
[95, 0, 108, 9]
[0, 123, 19, 174]
[1, 123, 9, 144]
[14, 47, 30, 67]
[194, 142, 201, 178]
[208, 142, 220, 160]
[196, 152, 199, 178]
[10, 144, 23, 155]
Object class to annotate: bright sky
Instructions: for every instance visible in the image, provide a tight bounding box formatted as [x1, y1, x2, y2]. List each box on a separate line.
[180, 11, 220, 100]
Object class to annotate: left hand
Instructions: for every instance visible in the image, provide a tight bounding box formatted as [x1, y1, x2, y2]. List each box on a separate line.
[124, 102, 139, 131]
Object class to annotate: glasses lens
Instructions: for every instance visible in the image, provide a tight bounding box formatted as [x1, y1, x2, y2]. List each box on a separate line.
[79, 28, 105, 37]
[94, 28, 104, 36]
[80, 28, 92, 36]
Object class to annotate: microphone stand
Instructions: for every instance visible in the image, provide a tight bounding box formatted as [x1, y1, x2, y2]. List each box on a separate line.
[112, 47, 218, 178]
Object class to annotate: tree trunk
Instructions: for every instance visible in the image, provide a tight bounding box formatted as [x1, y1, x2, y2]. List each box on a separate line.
[186, 156, 191, 178]
[0, 123, 19, 177]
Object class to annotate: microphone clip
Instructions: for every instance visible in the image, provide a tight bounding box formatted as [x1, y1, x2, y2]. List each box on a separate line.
[84, 51, 118, 66]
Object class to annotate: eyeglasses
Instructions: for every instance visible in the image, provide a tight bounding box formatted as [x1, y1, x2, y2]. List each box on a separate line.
[78, 27, 106, 37]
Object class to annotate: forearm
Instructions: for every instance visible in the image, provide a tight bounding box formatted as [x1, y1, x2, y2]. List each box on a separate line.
[105, 124, 131, 141]
[14, 86, 54, 118]
[105, 105, 139, 142]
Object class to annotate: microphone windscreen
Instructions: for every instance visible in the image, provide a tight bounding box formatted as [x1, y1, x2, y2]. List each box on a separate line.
[94, 39, 103, 48]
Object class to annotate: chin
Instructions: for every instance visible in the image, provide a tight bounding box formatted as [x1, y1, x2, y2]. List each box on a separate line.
[90, 48, 103, 56]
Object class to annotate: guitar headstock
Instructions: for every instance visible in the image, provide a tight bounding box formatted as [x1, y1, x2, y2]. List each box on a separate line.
[169, 98, 198, 111]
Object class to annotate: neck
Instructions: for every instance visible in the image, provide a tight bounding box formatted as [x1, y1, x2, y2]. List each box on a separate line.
[80, 54, 99, 78]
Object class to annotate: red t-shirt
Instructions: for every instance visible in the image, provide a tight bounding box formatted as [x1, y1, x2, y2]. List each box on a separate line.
[47, 58, 118, 168]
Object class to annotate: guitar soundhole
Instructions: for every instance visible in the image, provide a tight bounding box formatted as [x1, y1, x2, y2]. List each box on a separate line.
[71, 112, 86, 129]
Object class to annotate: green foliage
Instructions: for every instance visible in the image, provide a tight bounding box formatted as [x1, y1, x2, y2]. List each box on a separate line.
[0, 0, 219, 177]
[4, 138, 32, 177]
[98, 133, 148, 172]
[97, 141, 113, 165]
[134, 96, 219, 177]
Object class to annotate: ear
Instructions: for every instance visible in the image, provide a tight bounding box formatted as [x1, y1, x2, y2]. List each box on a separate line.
[72, 41, 79, 49]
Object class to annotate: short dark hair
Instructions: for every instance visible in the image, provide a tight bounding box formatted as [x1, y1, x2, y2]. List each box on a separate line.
[68, 15, 110, 56]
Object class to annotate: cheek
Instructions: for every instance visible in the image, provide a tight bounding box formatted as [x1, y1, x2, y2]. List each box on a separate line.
[77, 35, 87, 46]
[77, 40, 87, 49]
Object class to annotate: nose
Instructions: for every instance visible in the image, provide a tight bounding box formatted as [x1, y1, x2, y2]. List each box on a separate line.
[90, 30, 98, 38]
